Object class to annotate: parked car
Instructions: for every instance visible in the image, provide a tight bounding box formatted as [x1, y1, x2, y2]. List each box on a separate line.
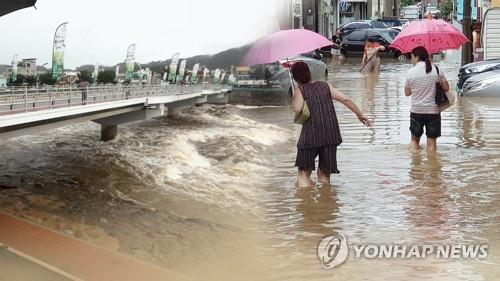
[340, 28, 408, 59]
[400, 19, 410, 26]
[271, 55, 328, 98]
[390, 26, 403, 32]
[339, 20, 387, 34]
[380, 17, 402, 28]
[461, 69, 500, 97]
[457, 59, 500, 90]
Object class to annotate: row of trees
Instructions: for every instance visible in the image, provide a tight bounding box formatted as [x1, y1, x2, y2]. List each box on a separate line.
[7, 73, 54, 87]
[77, 70, 116, 84]
[6, 70, 116, 87]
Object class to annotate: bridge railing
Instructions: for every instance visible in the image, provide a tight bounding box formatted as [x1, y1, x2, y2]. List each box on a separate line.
[0, 84, 218, 116]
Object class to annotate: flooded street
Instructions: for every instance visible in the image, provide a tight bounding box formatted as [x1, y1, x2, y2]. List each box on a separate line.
[1, 51, 499, 280]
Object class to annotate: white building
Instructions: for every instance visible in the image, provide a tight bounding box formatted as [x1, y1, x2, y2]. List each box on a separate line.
[278, 0, 401, 34]
[5, 58, 39, 77]
[370, 0, 400, 18]
[0, 74, 7, 87]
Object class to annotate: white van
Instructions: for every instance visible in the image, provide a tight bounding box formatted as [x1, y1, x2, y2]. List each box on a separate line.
[483, 7, 500, 60]
[401, 5, 420, 20]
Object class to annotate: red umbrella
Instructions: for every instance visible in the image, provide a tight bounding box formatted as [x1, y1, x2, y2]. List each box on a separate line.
[390, 19, 469, 54]
[0, 0, 37, 18]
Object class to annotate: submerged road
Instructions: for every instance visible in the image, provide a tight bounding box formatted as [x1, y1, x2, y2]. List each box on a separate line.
[0, 51, 499, 280]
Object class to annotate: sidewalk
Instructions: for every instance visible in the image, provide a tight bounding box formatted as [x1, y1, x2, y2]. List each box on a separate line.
[0, 245, 70, 281]
[0, 212, 192, 281]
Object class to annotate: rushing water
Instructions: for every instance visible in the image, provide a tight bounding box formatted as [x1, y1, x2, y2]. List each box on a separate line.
[1, 51, 499, 280]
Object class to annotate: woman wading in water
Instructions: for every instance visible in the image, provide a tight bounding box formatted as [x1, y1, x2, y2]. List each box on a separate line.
[362, 37, 385, 73]
[405, 47, 450, 153]
[292, 62, 371, 187]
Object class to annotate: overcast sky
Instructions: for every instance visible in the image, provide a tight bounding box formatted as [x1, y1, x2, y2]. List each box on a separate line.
[0, 0, 278, 68]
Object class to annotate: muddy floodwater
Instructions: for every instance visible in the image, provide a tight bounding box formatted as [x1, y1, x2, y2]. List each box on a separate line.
[1, 51, 499, 280]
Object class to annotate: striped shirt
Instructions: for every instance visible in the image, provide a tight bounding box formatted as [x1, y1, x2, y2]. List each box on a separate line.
[405, 62, 447, 114]
[297, 81, 342, 149]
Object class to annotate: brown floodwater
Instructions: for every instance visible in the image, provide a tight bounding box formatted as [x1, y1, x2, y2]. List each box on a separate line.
[0, 51, 499, 280]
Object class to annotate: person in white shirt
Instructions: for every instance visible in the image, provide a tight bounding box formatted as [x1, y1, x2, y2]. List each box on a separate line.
[404, 47, 450, 153]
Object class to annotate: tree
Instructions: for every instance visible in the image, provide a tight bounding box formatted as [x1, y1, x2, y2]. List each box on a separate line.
[78, 70, 93, 83]
[401, 0, 415, 8]
[38, 73, 56, 85]
[440, 0, 453, 18]
[97, 70, 116, 84]
[7, 74, 37, 86]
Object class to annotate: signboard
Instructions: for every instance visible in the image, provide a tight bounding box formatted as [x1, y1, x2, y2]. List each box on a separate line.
[457, 0, 478, 20]
[191, 63, 200, 83]
[177, 59, 187, 83]
[93, 63, 99, 83]
[115, 65, 120, 82]
[52, 22, 69, 81]
[11, 54, 18, 83]
[213, 68, 221, 83]
[168, 53, 180, 83]
[203, 68, 210, 82]
[125, 44, 136, 80]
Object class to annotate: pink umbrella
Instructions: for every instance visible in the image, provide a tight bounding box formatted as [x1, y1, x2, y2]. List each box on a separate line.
[241, 29, 333, 66]
[390, 19, 469, 54]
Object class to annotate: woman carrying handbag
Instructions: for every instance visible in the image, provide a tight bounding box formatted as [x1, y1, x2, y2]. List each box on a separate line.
[404, 47, 453, 153]
[291, 62, 371, 188]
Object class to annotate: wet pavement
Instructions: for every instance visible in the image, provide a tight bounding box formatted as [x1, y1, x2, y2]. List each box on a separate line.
[0, 245, 70, 281]
[0, 51, 499, 280]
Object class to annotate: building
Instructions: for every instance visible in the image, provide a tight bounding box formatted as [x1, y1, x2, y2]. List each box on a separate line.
[5, 58, 39, 77]
[276, 0, 304, 29]
[19, 58, 37, 76]
[301, 0, 335, 38]
[277, 0, 400, 35]
[339, 0, 369, 26]
[277, 0, 336, 37]
[369, 0, 401, 18]
[0, 74, 7, 88]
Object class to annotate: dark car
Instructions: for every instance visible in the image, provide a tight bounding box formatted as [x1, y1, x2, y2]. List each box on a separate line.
[339, 20, 388, 34]
[340, 29, 408, 59]
[457, 59, 500, 90]
[380, 17, 402, 27]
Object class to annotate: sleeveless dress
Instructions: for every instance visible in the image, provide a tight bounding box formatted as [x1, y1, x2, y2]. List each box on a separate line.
[295, 81, 343, 174]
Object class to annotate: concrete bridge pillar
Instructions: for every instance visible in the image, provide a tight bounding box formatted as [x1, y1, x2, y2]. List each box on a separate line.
[101, 125, 118, 141]
[167, 107, 180, 118]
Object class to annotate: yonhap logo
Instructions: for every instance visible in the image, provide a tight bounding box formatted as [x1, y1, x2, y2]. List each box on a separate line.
[316, 234, 489, 269]
[317, 234, 349, 269]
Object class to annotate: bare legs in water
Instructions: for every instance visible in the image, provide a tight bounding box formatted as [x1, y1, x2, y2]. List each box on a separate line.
[297, 169, 330, 187]
[410, 136, 437, 154]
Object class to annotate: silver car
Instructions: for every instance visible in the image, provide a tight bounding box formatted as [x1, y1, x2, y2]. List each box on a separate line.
[462, 69, 500, 97]
[272, 54, 329, 97]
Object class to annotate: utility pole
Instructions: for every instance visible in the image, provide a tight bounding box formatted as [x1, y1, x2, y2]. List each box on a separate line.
[462, 0, 473, 65]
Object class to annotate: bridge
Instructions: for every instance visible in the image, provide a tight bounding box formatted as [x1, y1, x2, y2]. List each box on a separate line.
[0, 84, 230, 141]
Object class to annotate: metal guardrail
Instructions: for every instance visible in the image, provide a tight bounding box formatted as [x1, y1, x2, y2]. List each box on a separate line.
[0, 84, 226, 116]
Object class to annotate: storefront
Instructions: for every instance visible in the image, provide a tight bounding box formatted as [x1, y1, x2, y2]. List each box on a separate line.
[338, 0, 368, 26]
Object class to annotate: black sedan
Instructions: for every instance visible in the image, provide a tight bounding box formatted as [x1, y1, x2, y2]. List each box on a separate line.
[340, 29, 408, 60]
[339, 20, 387, 34]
